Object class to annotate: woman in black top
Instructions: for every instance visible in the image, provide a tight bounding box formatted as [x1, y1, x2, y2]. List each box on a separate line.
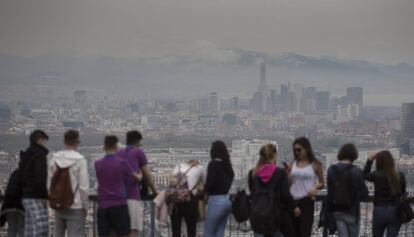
[364, 150, 406, 237]
[204, 141, 234, 237]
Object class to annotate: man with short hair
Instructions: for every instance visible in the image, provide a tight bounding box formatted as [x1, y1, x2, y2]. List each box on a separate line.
[19, 130, 50, 237]
[48, 130, 89, 237]
[117, 130, 157, 237]
[327, 143, 368, 237]
[95, 135, 132, 237]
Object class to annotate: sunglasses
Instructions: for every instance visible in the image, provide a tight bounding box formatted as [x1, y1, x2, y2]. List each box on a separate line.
[294, 148, 303, 153]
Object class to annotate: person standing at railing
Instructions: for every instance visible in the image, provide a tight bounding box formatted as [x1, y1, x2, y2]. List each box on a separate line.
[249, 144, 299, 237]
[167, 159, 206, 237]
[0, 168, 25, 237]
[47, 130, 90, 237]
[19, 130, 49, 237]
[287, 137, 325, 237]
[204, 141, 234, 237]
[327, 143, 368, 237]
[117, 130, 157, 237]
[95, 135, 134, 237]
[364, 150, 406, 237]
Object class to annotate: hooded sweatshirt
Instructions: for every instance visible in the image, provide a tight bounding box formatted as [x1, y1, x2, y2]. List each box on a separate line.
[256, 164, 277, 183]
[48, 150, 90, 210]
[248, 164, 296, 212]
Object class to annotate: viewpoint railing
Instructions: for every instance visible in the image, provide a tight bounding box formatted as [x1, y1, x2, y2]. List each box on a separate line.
[1, 195, 414, 237]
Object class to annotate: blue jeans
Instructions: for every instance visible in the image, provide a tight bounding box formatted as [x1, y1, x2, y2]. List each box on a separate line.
[204, 195, 232, 237]
[333, 212, 359, 237]
[372, 206, 401, 237]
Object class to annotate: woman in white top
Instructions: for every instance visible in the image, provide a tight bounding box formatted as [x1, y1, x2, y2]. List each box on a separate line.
[288, 137, 324, 237]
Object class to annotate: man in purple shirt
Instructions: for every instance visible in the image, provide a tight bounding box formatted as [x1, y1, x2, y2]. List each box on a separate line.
[95, 135, 133, 237]
[117, 130, 157, 237]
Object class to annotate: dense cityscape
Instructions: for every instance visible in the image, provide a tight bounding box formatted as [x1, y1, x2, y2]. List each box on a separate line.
[0, 62, 413, 236]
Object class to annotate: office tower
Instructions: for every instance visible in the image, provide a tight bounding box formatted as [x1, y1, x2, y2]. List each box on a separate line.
[231, 97, 239, 111]
[74, 90, 87, 104]
[287, 91, 297, 111]
[303, 87, 317, 113]
[402, 103, 414, 140]
[252, 92, 263, 113]
[270, 89, 278, 112]
[208, 92, 219, 113]
[0, 105, 11, 121]
[252, 62, 269, 113]
[260, 62, 266, 85]
[346, 87, 363, 108]
[198, 97, 209, 113]
[280, 84, 289, 111]
[316, 91, 330, 112]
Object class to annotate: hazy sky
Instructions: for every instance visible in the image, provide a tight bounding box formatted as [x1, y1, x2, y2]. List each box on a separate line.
[0, 0, 413, 65]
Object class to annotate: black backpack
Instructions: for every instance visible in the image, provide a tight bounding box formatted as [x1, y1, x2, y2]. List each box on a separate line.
[231, 189, 250, 223]
[330, 165, 356, 211]
[249, 172, 281, 235]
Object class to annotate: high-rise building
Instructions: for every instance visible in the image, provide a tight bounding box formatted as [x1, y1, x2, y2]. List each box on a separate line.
[252, 92, 263, 113]
[231, 97, 239, 111]
[260, 62, 266, 85]
[208, 92, 219, 113]
[402, 103, 414, 140]
[303, 87, 317, 113]
[316, 91, 330, 112]
[280, 84, 289, 111]
[0, 105, 12, 121]
[346, 87, 363, 108]
[257, 63, 269, 113]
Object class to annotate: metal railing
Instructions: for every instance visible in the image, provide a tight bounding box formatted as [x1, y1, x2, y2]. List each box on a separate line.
[1, 195, 414, 237]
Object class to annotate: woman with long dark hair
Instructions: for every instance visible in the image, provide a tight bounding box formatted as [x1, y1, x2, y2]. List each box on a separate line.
[249, 144, 299, 237]
[204, 141, 234, 237]
[288, 137, 324, 237]
[364, 150, 406, 237]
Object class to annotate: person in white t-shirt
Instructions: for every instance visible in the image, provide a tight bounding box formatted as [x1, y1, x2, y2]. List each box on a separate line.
[170, 160, 205, 237]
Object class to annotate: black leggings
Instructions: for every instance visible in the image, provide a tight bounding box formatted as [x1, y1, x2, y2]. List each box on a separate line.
[292, 197, 315, 237]
[170, 197, 198, 237]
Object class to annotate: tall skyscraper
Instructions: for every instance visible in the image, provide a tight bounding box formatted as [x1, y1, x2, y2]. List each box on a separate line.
[316, 91, 330, 112]
[303, 87, 317, 113]
[260, 62, 266, 85]
[346, 87, 363, 108]
[280, 84, 289, 111]
[402, 103, 414, 139]
[253, 62, 269, 113]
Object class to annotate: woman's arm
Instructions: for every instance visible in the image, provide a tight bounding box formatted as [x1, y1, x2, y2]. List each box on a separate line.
[363, 159, 375, 182]
[314, 162, 325, 190]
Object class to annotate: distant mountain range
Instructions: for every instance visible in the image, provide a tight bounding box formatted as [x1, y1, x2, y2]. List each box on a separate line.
[0, 50, 413, 105]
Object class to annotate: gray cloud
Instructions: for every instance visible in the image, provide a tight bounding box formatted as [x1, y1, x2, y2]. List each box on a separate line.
[0, 0, 413, 64]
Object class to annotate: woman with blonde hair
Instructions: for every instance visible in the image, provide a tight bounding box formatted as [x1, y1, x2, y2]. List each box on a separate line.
[248, 144, 299, 237]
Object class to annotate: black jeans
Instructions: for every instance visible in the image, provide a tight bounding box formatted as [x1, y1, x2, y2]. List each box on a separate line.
[372, 205, 401, 237]
[292, 197, 314, 237]
[170, 196, 198, 237]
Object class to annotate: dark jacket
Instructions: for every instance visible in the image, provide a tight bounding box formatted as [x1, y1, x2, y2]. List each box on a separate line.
[327, 163, 368, 217]
[364, 159, 406, 206]
[248, 166, 296, 237]
[19, 143, 49, 199]
[0, 169, 24, 227]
